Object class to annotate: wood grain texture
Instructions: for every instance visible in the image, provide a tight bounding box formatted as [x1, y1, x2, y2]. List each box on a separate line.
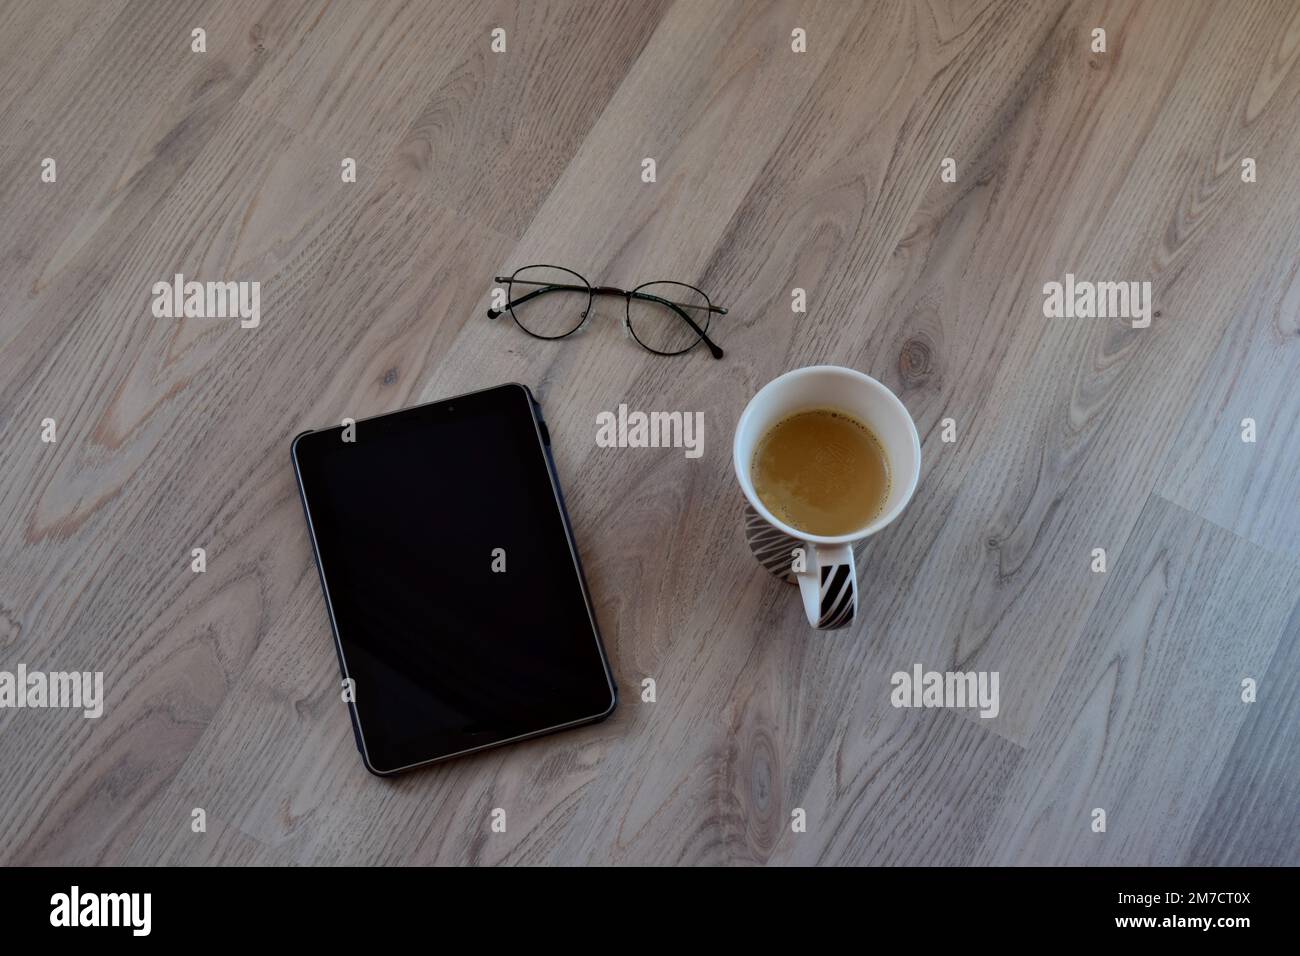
[972, 494, 1300, 865]
[1156, 251, 1300, 564]
[2, 0, 1299, 866]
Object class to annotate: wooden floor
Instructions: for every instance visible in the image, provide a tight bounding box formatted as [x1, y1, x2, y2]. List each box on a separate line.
[2, 0, 1298, 866]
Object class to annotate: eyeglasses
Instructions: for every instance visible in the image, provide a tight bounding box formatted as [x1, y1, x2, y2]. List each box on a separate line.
[487, 264, 726, 359]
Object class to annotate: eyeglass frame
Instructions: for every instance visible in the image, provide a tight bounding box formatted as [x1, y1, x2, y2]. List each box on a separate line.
[487, 264, 727, 359]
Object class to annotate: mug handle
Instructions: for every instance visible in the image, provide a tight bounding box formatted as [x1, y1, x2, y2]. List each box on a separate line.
[796, 543, 856, 630]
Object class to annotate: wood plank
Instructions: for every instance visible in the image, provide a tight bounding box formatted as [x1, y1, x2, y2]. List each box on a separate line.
[0, 0, 129, 137]
[384, 0, 673, 239]
[1156, 253, 1300, 563]
[973, 494, 1300, 865]
[1186, 596, 1300, 865]
[240, 0, 502, 172]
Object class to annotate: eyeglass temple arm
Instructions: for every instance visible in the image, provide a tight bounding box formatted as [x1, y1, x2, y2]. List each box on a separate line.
[486, 283, 559, 318]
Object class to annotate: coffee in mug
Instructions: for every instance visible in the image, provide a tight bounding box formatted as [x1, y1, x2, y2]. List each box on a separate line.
[751, 408, 890, 537]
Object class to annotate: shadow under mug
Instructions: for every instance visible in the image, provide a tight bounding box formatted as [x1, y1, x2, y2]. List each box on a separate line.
[732, 365, 921, 630]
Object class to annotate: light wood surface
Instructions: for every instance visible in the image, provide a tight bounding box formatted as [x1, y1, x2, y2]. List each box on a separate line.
[2, 0, 1298, 866]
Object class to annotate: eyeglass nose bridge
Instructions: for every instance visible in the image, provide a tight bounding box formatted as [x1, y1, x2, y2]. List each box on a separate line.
[582, 286, 633, 335]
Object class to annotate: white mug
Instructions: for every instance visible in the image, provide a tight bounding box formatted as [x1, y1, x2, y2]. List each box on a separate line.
[732, 366, 921, 630]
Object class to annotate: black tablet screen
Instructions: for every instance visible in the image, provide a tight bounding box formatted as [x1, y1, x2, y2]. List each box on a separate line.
[292, 383, 615, 773]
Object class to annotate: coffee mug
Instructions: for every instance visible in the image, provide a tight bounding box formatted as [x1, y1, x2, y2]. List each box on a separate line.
[732, 365, 921, 630]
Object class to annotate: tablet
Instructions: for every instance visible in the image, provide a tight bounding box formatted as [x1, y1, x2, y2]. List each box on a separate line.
[291, 383, 617, 775]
